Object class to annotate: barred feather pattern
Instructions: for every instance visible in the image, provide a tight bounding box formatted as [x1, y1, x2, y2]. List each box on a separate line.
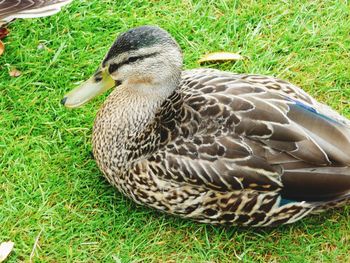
[93, 68, 350, 227]
[0, 0, 71, 23]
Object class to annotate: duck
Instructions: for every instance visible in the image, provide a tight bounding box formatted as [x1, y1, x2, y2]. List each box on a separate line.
[0, 0, 72, 27]
[62, 25, 350, 227]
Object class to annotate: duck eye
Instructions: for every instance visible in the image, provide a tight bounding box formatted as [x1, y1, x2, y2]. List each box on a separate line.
[127, 56, 139, 63]
[108, 63, 120, 74]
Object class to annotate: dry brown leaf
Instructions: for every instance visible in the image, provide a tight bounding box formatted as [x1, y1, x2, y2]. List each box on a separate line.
[9, 68, 21, 77]
[0, 40, 4, 56]
[0, 28, 9, 40]
[198, 52, 244, 64]
[0, 241, 14, 262]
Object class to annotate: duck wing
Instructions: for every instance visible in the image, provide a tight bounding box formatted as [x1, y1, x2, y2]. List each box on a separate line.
[144, 69, 350, 202]
[0, 0, 72, 22]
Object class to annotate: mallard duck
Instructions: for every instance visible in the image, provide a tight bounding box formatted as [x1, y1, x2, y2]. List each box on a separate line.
[62, 26, 350, 227]
[0, 0, 72, 27]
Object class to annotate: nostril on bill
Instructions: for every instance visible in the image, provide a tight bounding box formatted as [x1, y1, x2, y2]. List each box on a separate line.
[95, 76, 103, 82]
[94, 71, 103, 82]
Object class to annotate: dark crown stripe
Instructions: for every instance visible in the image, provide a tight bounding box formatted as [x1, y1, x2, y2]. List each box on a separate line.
[102, 26, 177, 67]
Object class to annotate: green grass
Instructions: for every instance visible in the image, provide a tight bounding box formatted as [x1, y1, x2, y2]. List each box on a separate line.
[1, 0, 349, 262]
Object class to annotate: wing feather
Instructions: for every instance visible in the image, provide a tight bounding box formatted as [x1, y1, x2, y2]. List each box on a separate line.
[139, 69, 350, 202]
[0, 0, 72, 22]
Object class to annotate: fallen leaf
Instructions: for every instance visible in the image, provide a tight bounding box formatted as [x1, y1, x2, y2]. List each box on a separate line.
[198, 52, 244, 64]
[0, 41, 4, 56]
[9, 68, 21, 77]
[0, 28, 9, 40]
[0, 241, 14, 262]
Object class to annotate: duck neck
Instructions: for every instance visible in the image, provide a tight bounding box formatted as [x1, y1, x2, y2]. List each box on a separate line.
[92, 82, 176, 176]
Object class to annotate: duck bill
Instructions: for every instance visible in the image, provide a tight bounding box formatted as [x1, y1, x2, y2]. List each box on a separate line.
[61, 68, 115, 108]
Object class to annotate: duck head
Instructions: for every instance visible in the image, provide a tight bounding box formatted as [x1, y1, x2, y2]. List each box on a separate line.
[62, 25, 183, 108]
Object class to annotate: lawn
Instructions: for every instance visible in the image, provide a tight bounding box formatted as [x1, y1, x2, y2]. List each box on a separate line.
[0, 0, 349, 262]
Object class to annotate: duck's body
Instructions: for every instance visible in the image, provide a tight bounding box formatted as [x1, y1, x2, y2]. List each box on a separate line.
[0, 0, 72, 27]
[63, 26, 350, 226]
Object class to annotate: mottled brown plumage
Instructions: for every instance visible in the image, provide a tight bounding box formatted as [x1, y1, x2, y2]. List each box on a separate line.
[0, 0, 72, 26]
[63, 26, 350, 226]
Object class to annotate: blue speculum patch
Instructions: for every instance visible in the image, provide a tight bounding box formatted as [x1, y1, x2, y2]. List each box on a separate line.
[287, 97, 341, 125]
[279, 197, 297, 206]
